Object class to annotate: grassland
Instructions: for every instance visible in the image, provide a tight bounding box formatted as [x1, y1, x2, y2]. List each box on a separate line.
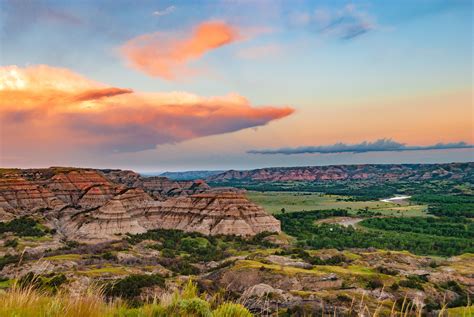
[0, 281, 253, 317]
[246, 191, 428, 216]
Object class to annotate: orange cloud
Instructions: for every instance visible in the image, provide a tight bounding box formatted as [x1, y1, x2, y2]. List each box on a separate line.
[121, 21, 241, 79]
[73, 87, 133, 102]
[0, 65, 293, 154]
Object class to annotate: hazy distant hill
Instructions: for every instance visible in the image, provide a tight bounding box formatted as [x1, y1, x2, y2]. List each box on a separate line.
[160, 170, 225, 180]
[207, 162, 474, 182]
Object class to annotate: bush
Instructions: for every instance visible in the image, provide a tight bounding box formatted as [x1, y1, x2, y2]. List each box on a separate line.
[0, 254, 19, 270]
[366, 278, 384, 290]
[4, 239, 18, 248]
[101, 251, 117, 261]
[104, 274, 165, 300]
[376, 266, 398, 276]
[213, 302, 253, 317]
[161, 248, 176, 258]
[399, 279, 424, 290]
[172, 298, 212, 317]
[17, 272, 67, 293]
[0, 217, 46, 237]
[336, 294, 352, 302]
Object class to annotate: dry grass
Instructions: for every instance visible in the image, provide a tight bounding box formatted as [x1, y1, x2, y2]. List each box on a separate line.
[0, 280, 253, 317]
[0, 280, 471, 316]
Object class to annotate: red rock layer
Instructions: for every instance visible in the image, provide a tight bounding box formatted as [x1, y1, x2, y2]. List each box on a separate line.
[143, 192, 281, 236]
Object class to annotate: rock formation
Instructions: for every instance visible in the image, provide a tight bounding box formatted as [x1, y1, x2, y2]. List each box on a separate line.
[0, 167, 281, 242]
[207, 162, 474, 182]
[65, 189, 153, 241]
[143, 192, 281, 236]
[0, 176, 65, 215]
[101, 169, 210, 200]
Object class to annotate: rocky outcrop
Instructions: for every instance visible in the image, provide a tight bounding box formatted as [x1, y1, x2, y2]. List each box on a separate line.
[63, 191, 281, 241]
[143, 192, 281, 236]
[46, 170, 116, 205]
[0, 167, 279, 241]
[0, 176, 65, 214]
[207, 162, 474, 182]
[66, 188, 153, 241]
[101, 170, 210, 200]
[0, 169, 119, 214]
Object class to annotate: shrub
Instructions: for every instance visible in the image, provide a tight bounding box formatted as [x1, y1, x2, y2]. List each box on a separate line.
[399, 279, 424, 290]
[173, 298, 212, 317]
[161, 248, 176, 258]
[101, 251, 117, 261]
[336, 294, 352, 302]
[0, 217, 45, 237]
[17, 272, 67, 293]
[366, 278, 384, 290]
[376, 266, 398, 276]
[0, 254, 20, 270]
[4, 239, 18, 248]
[390, 282, 399, 291]
[213, 302, 253, 317]
[104, 274, 165, 300]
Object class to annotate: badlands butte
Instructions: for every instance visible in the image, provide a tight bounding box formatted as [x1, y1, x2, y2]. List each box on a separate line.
[0, 163, 473, 316]
[0, 167, 281, 242]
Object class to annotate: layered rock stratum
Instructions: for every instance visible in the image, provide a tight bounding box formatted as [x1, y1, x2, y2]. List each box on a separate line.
[0, 167, 280, 241]
[206, 162, 474, 182]
[143, 192, 281, 236]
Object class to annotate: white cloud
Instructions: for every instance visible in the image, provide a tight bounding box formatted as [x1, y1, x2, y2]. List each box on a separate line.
[152, 5, 176, 17]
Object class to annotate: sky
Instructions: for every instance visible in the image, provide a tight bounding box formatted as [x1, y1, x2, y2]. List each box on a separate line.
[0, 0, 473, 172]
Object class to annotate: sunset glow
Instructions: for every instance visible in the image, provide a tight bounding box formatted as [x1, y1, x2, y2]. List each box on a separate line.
[0, 0, 472, 171]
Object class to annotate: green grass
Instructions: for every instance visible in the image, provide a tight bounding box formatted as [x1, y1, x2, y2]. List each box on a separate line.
[77, 266, 129, 277]
[246, 191, 428, 216]
[43, 254, 82, 261]
[367, 204, 428, 217]
[444, 305, 473, 316]
[0, 279, 14, 289]
[232, 259, 325, 276]
[20, 235, 54, 242]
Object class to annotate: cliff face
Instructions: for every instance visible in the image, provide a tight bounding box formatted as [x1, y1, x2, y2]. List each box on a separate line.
[0, 176, 64, 215]
[101, 170, 210, 200]
[64, 188, 152, 241]
[207, 163, 474, 182]
[0, 168, 280, 242]
[143, 192, 281, 236]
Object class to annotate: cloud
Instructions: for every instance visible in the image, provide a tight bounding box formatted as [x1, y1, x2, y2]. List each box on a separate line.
[248, 139, 474, 155]
[152, 5, 176, 16]
[291, 4, 375, 40]
[0, 65, 293, 154]
[121, 21, 241, 80]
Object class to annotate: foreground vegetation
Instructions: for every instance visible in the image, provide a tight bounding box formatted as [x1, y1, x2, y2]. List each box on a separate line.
[0, 280, 253, 317]
[1, 279, 471, 317]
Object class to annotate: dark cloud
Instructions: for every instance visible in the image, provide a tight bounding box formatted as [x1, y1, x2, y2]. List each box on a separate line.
[72, 87, 133, 102]
[248, 139, 474, 155]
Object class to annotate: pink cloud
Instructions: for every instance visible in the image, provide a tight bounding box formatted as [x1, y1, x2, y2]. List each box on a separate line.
[121, 21, 242, 80]
[0, 65, 293, 154]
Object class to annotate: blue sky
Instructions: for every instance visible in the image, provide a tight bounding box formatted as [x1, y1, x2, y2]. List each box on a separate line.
[0, 0, 472, 171]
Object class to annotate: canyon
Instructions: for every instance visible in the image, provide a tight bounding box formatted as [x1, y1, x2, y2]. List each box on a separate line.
[0, 168, 280, 242]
